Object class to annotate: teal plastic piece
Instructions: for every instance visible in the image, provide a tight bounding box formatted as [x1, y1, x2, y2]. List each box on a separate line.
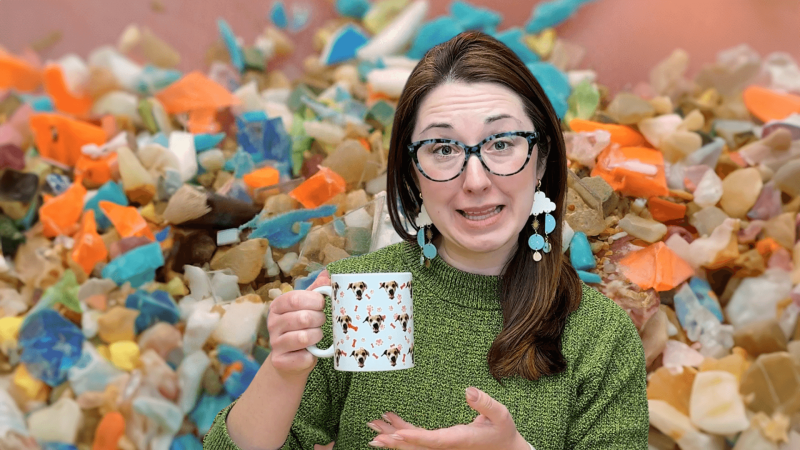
[407, 17, 465, 59]
[568, 231, 596, 270]
[450, 0, 502, 32]
[102, 242, 165, 288]
[526, 62, 571, 119]
[218, 19, 244, 72]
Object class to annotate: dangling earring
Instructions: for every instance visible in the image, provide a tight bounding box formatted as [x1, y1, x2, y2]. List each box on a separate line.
[528, 180, 556, 262]
[415, 195, 437, 267]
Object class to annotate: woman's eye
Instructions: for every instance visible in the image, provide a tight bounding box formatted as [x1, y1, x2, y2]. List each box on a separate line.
[436, 145, 453, 155]
[494, 141, 507, 150]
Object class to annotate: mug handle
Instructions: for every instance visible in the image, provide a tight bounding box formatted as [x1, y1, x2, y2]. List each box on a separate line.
[306, 286, 335, 358]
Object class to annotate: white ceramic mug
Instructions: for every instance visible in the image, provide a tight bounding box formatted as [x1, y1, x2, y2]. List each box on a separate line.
[307, 272, 414, 372]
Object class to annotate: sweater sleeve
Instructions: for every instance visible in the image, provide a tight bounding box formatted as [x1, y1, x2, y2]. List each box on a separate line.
[565, 308, 649, 450]
[202, 295, 350, 450]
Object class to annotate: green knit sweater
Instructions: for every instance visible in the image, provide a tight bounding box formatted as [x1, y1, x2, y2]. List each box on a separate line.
[204, 241, 649, 450]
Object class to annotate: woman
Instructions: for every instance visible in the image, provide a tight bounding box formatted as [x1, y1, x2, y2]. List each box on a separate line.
[204, 31, 648, 450]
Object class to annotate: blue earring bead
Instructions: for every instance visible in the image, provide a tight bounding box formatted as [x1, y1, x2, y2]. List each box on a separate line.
[543, 241, 551, 253]
[417, 228, 426, 247]
[528, 233, 545, 251]
[423, 244, 437, 259]
[544, 213, 556, 235]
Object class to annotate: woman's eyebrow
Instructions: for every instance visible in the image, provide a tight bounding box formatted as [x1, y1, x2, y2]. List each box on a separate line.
[485, 114, 519, 124]
[420, 122, 452, 134]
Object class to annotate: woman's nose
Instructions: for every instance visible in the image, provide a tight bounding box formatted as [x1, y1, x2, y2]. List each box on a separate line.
[461, 155, 491, 193]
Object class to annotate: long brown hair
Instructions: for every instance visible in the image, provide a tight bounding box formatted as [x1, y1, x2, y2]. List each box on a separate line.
[386, 31, 582, 381]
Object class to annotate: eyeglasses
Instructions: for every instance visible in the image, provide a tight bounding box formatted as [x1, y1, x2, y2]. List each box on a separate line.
[408, 131, 539, 182]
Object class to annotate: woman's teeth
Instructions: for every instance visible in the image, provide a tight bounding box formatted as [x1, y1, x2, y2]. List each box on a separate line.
[459, 206, 503, 220]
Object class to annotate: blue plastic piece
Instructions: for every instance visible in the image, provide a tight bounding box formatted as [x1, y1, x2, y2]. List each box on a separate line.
[19, 309, 84, 387]
[227, 179, 253, 204]
[321, 24, 369, 65]
[416, 228, 426, 247]
[170, 435, 203, 450]
[21, 94, 54, 112]
[242, 204, 338, 248]
[407, 17, 466, 59]
[46, 173, 71, 195]
[336, 0, 370, 19]
[156, 226, 171, 243]
[152, 132, 170, 148]
[525, 0, 597, 34]
[270, 1, 288, 28]
[494, 28, 540, 65]
[41, 444, 78, 450]
[422, 244, 437, 259]
[231, 149, 255, 179]
[568, 231, 596, 270]
[136, 65, 182, 94]
[218, 18, 245, 73]
[126, 289, 180, 334]
[526, 62, 571, 119]
[236, 115, 292, 166]
[689, 277, 724, 322]
[102, 242, 165, 288]
[84, 181, 128, 231]
[334, 217, 347, 236]
[673, 283, 701, 333]
[190, 393, 235, 435]
[290, 4, 311, 31]
[194, 133, 226, 152]
[357, 58, 386, 82]
[577, 270, 602, 284]
[450, 0, 502, 33]
[216, 345, 259, 398]
[295, 268, 324, 291]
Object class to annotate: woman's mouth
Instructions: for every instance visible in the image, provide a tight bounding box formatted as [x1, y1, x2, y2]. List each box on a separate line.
[457, 205, 504, 221]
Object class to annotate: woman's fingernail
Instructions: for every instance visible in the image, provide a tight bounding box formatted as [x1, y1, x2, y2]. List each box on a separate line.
[381, 413, 391, 423]
[466, 387, 479, 402]
[367, 422, 381, 432]
[368, 440, 385, 448]
[391, 434, 404, 441]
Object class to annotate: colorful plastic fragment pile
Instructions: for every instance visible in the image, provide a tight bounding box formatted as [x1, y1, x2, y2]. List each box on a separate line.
[1, 0, 800, 449]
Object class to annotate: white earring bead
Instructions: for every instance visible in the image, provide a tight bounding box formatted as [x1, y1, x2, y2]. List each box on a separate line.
[416, 203, 433, 228]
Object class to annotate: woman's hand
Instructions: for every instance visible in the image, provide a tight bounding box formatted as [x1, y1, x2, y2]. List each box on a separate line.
[266, 270, 331, 377]
[366, 387, 530, 450]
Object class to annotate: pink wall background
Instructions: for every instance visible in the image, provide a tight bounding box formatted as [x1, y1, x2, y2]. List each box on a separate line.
[1, 0, 798, 92]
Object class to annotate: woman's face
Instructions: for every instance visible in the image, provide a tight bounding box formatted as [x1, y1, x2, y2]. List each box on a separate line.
[411, 81, 539, 260]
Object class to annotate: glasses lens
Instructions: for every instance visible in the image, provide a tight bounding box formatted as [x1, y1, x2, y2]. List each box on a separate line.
[416, 141, 467, 181]
[480, 134, 530, 175]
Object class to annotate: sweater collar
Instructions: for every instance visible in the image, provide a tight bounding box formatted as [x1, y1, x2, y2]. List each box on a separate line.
[401, 241, 502, 311]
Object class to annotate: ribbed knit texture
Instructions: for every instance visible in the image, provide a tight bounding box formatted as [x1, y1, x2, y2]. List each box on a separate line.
[203, 241, 649, 450]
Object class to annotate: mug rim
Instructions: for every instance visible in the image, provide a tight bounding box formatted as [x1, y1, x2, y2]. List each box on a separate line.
[330, 272, 413, 278]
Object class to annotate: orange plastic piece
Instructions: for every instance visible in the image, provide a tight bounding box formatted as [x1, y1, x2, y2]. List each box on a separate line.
[648, 197, 687, 222]
[289, 166, 347, 209]
[569, 119, 646, 148]
[358, 137, 371, 152]
[39, 181, 87, 238]
[72, 210, 108, 276]
[76, 152, 118, 188]
[591, 146, 669, 198]
[188, 107, 220, 134]
[243, 166, 280, 190]
[365, 85, 395, 107]
[0, 49, 42, 92]
[29, 113, 107, 167]
[743, 86, 800, 123]
[43, 63, 93, 117]
[618, 242, 694, 292]
[154, 71, 238, 114]
[755, 237, 782, 256]
[92, 411, 126, 450]
[222, 361, 244, 382]
[99, 201, 156, 241]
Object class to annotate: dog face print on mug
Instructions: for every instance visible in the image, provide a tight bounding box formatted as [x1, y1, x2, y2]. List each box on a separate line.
[307, 272, 414, 372]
